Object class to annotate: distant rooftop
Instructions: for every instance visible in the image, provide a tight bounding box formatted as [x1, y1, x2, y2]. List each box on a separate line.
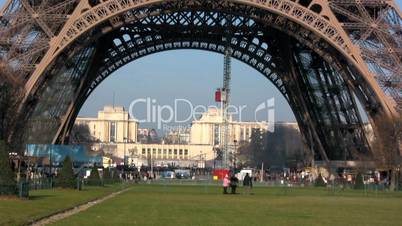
[102, 105, 125, 112]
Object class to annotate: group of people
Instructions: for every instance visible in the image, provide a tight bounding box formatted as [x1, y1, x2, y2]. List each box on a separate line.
[223, 172, 253, 194]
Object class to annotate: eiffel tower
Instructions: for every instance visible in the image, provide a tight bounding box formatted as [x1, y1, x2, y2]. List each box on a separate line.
[0, 0, 400, 163]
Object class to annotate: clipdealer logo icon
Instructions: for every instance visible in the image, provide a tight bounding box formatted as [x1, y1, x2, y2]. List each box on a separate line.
[254, 98, 275, 132]
[128, 97, 275, 130]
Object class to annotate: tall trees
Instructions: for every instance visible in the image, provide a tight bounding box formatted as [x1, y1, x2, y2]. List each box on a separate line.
[0, 83, 21, 141]
[70, 124, 98, 152]
[236, 124, 310, 168]
[371, 117, 402, 191]
[70, 124, 96, 143]
[56, 156, 76, 189]
[0, 140, 15, 194]
[249, 128, 266, 167]
[0, 80, 24, 153]
[87, 166, 102, 186]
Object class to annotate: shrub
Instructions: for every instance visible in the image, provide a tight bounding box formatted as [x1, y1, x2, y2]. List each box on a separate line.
[102, 168, 113, 184]
[87, 166, 102, 186]
[315, 174, 326, 187]
[56, 156, 76, 189]
[0, 140, 16, 195]
[354, 173, 365, 190]
[103, 168, 121, 184]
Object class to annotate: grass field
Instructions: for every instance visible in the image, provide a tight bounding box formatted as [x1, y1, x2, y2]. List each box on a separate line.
[49, 185, 402, 226]
[0, 184, 126, 226]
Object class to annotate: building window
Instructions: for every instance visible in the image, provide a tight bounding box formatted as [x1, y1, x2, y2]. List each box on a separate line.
[110, 121, 117, 142]
[184, 150, 188, 155]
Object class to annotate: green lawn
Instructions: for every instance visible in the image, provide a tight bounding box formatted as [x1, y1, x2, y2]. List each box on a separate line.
[0, 184, 126, 226]
[50, 185, 402, 226]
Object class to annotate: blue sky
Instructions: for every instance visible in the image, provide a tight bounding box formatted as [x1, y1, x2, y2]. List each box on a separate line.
[1, 0, 400, 130]
[80, 51, 293, 126]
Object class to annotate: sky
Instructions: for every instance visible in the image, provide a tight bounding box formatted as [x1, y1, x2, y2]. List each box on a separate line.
[1, 0, 400, 131]
[79, 51, 294, 127]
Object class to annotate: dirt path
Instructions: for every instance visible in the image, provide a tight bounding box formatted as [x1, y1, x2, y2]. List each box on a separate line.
[31, 187, 131, 226]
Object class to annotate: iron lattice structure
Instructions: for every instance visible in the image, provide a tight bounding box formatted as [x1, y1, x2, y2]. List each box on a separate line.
[0, 0, 400, 163]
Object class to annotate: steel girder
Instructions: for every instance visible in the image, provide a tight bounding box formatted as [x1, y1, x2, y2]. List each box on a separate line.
[17, 0, 397, 120]
[329, 0, 402, 112]
[21, 45, 96, 145]
[0, 0, 78, 86]
[0, 1, 398, 116]
[292, 44, 369, 160]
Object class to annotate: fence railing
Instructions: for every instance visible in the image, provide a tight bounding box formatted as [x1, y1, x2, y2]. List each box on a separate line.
[29, 178, 54, 190]
[0, 182, 29, 198]
[1, 177, 399, 199]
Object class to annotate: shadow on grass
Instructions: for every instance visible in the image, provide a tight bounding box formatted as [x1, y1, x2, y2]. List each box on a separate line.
[29, 194, 54, 200]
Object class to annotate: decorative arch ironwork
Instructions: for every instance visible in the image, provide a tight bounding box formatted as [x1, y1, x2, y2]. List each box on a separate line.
[23, 0, 394, 120]
[19, 8, 372, 162]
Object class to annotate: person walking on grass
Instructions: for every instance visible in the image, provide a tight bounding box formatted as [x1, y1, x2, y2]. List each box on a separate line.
[243, 173, 253, 194]
[230, 173, 239, 194]
[223, 174, 230, 194]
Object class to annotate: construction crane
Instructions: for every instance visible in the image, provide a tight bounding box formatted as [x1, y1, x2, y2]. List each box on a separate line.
[213, 14, 233, 170]
[221, 15, 233, 169]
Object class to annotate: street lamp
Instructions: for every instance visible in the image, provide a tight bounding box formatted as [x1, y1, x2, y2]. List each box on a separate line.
[129, 147, 138, 167]
[233, 139, 237, 170]
[213, 145, 218, 170]
[49, 146, 53, 178]
[123, 137, 128, 166]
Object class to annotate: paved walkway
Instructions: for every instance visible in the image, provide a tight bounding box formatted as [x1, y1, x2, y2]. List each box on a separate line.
[31, 187, 131, 226]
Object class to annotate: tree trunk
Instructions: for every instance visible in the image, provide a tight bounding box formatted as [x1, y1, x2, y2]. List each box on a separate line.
[389, 169, 397, 191]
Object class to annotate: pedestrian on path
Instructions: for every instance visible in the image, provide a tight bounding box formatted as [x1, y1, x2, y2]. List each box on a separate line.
[243, 173, 253, 194]
[223, 174, 230, 194]
[230, 174, 239, 194]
